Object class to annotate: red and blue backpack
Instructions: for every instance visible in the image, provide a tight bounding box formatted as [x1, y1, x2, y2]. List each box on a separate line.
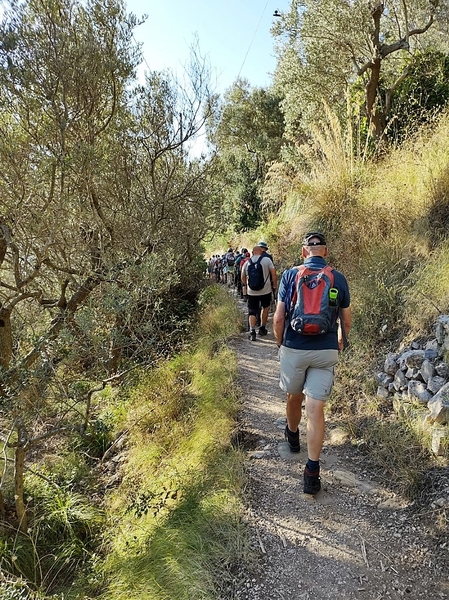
[289, 265, 339, 335]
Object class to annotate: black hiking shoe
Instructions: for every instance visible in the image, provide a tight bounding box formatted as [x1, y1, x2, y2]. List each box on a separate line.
[284, 426, 300, 453]
[258, 325, 268, 336]
[303, 466, 321, 495]
[249, 330, 256, 341]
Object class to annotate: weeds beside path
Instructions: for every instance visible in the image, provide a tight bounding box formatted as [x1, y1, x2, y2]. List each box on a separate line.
[232, 296, 449, 600]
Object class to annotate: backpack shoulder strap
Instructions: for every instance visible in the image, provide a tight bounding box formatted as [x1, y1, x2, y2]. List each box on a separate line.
[291, 265, 306, 307]
[323, 264, 335, 280]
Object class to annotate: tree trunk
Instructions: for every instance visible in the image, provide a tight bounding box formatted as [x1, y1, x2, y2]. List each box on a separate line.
[365, 57, 385, 139]
[107, 313, 124, 375]
[0, 489, 5, 519]
[0, 307, 12, 368]
[14, 445, 28, 532]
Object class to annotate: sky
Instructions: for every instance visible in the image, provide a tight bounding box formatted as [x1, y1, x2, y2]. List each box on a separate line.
[124, 0, 289, 94]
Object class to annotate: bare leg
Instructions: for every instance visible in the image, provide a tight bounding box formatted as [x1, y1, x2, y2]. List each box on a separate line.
[261, 305, 270, 327]
[304, 396, 325, 461]
[286, 392, 304, 432]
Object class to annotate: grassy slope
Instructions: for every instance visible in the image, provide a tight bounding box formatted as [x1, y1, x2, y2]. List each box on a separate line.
[260, 109, 449, 496]
[270, 110, 449, 346]
[68, 285, 249, 600]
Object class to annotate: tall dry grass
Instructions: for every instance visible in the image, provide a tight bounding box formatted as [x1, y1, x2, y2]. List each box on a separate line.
[269, 106, 449, 498]
[273, 107, 449, 340]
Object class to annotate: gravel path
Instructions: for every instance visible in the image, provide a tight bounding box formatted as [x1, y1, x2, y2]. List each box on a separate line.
[232, 297, 449, 600]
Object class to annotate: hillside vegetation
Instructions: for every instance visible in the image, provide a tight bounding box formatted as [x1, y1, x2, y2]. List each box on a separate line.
[264, 109, 449, 346]
[1, 0, 449, 598]
[1, 98, 449, 600]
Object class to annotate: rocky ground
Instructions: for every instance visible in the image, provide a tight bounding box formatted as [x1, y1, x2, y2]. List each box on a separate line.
[231, 297, 449, 600]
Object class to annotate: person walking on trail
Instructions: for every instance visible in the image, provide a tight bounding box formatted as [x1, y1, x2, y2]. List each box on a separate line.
[239, 250, 251, 301]
[224, 248, 236, 286]
[235, 248, 247, 299]
[257, 240, 276, 320]
[241, 245, 277, 341]
[213, 255, 222, 283]
[257, 240, 273, 262]
[273, 232, 351, 495]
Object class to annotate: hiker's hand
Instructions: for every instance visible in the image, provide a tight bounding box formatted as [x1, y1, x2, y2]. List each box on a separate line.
[338, 336, 349, 352]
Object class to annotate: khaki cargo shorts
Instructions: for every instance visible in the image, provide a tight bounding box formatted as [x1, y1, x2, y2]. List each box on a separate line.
[279, 346, 339, 400]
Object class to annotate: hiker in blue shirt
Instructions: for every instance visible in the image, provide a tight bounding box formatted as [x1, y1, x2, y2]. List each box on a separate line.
[273, 232, 351, 495]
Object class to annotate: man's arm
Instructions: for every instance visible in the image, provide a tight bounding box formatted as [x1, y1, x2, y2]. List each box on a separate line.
[269, 266, 277, 292]
[241, 264, 247, 286]
[338, 306, 352, 351]
[273, 300, 286, 347]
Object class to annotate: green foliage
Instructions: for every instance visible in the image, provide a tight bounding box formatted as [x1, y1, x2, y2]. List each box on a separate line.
[0, 484, 103, 594]
[0, 580, 34, 600]
[386, 51, 449, 143]
[272, 0, 448, 141]
[208, 79, 285, 232]
[0, 1, 216, 576]
[71, 418, 115, 459]
[0, 0, 218, 403]
[2, 0, 449, 597]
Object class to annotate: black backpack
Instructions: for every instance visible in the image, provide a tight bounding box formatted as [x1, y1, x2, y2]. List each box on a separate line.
[247, 256, 267, 291]
[227, 253, 235, 266]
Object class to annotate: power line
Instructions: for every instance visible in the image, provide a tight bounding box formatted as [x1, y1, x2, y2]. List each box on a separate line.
[236, 0, 270, 80]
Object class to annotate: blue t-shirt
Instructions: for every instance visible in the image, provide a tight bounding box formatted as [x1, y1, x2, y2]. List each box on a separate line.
[278, 257, 350, 350]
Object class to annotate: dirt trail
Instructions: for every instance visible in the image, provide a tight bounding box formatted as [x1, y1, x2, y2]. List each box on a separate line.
[232, 297, 449, 600]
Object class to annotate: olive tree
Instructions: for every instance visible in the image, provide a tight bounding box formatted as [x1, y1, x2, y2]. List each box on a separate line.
[0, 0, 216, 535]
[272, 0, 449, 140]
[207, 79, 284, 230]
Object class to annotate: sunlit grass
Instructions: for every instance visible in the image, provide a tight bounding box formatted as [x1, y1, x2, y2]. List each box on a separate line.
[72, 285, 250, 600]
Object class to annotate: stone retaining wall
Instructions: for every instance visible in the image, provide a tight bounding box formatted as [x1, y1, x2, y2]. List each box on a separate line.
[375, 315, 449, 455]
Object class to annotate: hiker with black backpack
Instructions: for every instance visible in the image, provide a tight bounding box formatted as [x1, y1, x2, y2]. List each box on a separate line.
[273, 232, 351, 496]
[241, 245, 277, 341]
[224, 248, 236, 287]
[257, 240, 276, 321]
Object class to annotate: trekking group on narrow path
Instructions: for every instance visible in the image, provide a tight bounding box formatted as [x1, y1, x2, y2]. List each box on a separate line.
[236, 234, 352, 495]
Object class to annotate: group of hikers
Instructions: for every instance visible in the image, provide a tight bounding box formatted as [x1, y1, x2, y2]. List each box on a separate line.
[208, 234, 352, 497]
[207, 247, 250, 296]
[207, 242, 277, 307]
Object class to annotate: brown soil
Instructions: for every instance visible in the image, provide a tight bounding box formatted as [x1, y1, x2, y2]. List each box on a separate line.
[232, 299, 449, 600]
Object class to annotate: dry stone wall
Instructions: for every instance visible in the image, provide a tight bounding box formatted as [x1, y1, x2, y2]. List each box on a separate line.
[375, 315, 449, 455]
